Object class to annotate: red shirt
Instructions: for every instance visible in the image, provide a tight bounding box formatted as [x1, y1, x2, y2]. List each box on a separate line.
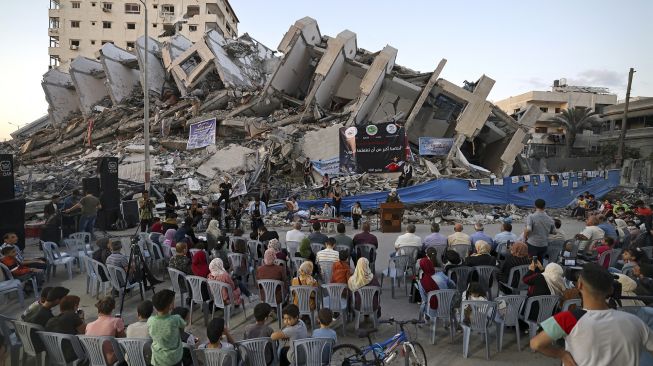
[596, 245, 612, 268]
[0, 256, 30, 277]
[150, 221, 164, 234]
[635, 207, 652, 217]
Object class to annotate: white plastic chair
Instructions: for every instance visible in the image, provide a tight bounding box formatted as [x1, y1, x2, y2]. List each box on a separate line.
[207, 279, 247, 329]
[318, 261, 335, 284]
[81, 255, 96, 296]
[0, 315, 22, 366]
[474, 266, 499, 300]
[310, 243, 325, 255]
[69, 232, 92, 247]
[447, 266, 474, 294]
[116, 338, 152, 366]
[63, 238, 89, 272]
[398, 246, 419, 269]
[78, 335, 124, 366]
[0, 275, 25, 307]
[193, 348, 238, 366]
[460, 300, 498, 360]
[499, 265, 529, 295]
[292, 337, 334, 366]
[185, 275, 211, 325]
[290, 257, 306, 277]
[106, 264, 144, 307]
[236, 337, 276, 366]
[228, 253, 253, 284]
[42, 241, 75, 280]
[352, 286, 381, 330]
[290, 285, 319, 328]
[37, 331, 87, 366]
[520, 295, 560, 339]
[257, 279, 285, 328]
[321, 283, 349, 336]
[168, 267, 190, 306]
[247, 240, 263, 265]
[423, 289, 458, 344]
[89, 259, 112, 299]
[285, 241, 300, 258]
[561, 298, 582, 311]
[380, 255, 410, 298]
[355, 244, 376, 272]
[494, 294, 527, 351]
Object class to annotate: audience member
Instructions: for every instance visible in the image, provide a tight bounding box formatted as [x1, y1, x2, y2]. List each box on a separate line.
[393, 224, 421, 254]
[316, 238, 340, 265]
[351, 202, 363, 230]
[244, 303, 274, 339]
[21, 287, 51, 320]
[148, 289, 186, 366]
[291, 261, 319, 310]
[256, 249, 287, 303]
[258, 226, 280, 242]
[332, 223, 353, 251]
[597, 215, 618, 241]
[422, 223, 447, 250]
[191, 246, 210, 277]
[418, 258, 440, 311]
[45, 295, 86, 362]
[169, 242, 192, 275]
[175, 218, 198, 245]
[267, 239, 288, 261]
[0, 246, 41, 284]
[523, 261, 565, 320]
[576, 215, 605, 253]
[349, 258, 381, 317]
[271, 304, 308, 366]
[470, 223, 494, 250]
[621, 247, 649, 275]
[331, 250, 352, 284]
[205, 219, 221, 251]
[525, 199, 555, 258]
[150, 217, 164, 234]
[285, 222, 305, 243]
[498, 242, 530, 293]
[163, 229, 177, 248]
[24, 286, 69, 327]
[200, 318, 235, 350]
[352, 222, 378, 248]
[85, 297, 125, 364]
[494, 222, 519, 249]
[464, 240, 497, 267]
[591, 237, 616, 268]
[548, 219, 566, 241]
[126, 300, 153, 338]
[448, 224, 471, 247]
[313, 308, 337, 364]
[1, 232, 47, 270]
[208, 258, 253, 305]
[443, 250, 463, 273]
[308, 222, 328, 245]
[171, 307, 197, 349]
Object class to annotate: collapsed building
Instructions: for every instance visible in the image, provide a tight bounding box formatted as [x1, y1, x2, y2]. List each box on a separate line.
[6, 16, 543, 212]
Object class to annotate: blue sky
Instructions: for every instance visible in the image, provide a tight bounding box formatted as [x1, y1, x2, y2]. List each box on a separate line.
[1, 0, 651, 140]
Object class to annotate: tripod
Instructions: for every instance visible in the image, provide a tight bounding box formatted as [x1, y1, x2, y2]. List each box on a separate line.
[118, 241, 158, 316]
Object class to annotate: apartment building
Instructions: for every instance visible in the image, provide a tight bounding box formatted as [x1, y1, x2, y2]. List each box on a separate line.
[48, 0, 239, 70]
[495, 80, 617, 158]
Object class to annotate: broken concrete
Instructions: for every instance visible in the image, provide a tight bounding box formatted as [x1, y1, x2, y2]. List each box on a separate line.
[135, 36, 172, 97]
[196, 144, 256, 178]
[69, 56, 111, 116]
[99, 43, 141, 105]
[41, 69, 82, 126]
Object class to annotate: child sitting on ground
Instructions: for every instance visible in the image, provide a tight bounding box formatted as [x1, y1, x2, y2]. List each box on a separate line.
[244, 303, 273, 339]
[271, 304, 308, 366]
[312, 308, 337, 365]
[148, 290, 186, 366]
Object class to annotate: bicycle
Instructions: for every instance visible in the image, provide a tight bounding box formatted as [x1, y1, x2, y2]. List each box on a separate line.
[331, 318, 428, 366]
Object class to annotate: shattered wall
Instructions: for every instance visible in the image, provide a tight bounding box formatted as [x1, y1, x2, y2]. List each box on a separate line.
[99, 43, 141, 105]
[41, 69, 82, 126]
[69, 57, 111, 116]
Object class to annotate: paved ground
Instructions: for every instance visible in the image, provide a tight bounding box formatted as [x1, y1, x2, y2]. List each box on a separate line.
[4, 217, 587, 365]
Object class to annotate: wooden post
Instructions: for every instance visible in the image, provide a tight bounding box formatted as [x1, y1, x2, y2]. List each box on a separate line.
[616, 68, 635, 166]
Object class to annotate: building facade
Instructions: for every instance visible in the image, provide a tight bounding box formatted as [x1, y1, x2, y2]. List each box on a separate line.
[495, 81, 617, 158]
[48, 0, 239, 70]
[599, 97, 653, 158]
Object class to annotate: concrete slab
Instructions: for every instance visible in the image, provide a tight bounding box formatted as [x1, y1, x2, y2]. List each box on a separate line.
[41, 69, 81, 126]
[135, 36, 172, 97]
[300, 123, 343, 161]
[196, 144, 255, 178]
[168, 39, 216, 96]
[205, 30, 254, 89]
[69, 56, 111, 116]
[99, 43, 141, 105]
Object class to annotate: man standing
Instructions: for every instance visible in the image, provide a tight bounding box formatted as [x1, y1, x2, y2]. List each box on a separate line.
[163, 188, 178, 215]
[138, 191, 155, 233]
[531, 263, 653, 365]
[332, 183, 343, 217]
[397, 163, 413, 188]
[247, 197, 267, 233]
[217, 177, 232, 210]
[62, 190, 81, 237]
[187, 198, 203, 227]
[303, 157, 314, 187]
[524, 199, 555, 258]
[43, 195, 60, 222]
[65, 190, 101, 236]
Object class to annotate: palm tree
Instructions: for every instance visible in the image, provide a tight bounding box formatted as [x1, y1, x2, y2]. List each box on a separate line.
[553, 107, 599, 158]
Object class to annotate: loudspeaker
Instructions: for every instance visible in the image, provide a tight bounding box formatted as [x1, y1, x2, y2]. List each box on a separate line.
[0, 198, 26, 250]
[82, 177, 100, 197]
[97, 157, 119, 193]
[96, 208, 121, 231]
[121, 200, 139, 227]
[0, 154, 15, 201]
[100, 189, 121, 210]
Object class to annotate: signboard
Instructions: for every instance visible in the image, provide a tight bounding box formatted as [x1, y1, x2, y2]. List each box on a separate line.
[312, 157, 340, 176]
[187, 118, 216, 150]
[231, 177, 248, 198]
[418, 137, 454, 156]
[339, 123, 406, 174]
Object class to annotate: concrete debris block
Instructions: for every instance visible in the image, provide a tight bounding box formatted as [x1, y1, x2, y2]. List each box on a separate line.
[187, 178, 201, 192]
[99, 43, 141, 105]
[125, 144, 156, 153]
[168, 39, 216, 96]
[42, 69, 82, 126]
[69, 56, 111, 116]
[119, 160, 145, 183]
[162, 34, 194, 71]
[205, 30, 254, 89]
[160, 140, 188, 151]
[301, 123, 342, 161]
[135, 36, 172, 97]
[196, 144, 255, 178]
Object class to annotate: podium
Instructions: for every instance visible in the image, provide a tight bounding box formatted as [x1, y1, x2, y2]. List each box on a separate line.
[380, 202, 404, 233]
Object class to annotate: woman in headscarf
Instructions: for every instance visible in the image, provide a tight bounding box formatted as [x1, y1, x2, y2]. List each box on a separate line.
[464, 240, 497, 267]
[256, 248, 287, 303]
[615, 218, 631, 247]
[290, 261, 319, 310]
[207, 258, 242, 305]
[418, 258, 440, 311]
[523, 261, 566, 320]
[163, 229, 177, 248]
[499, 241, 530, 293]
[206, 219, 222, 252]
[349, 257, 381, 317]
[192, 249, 210, 278]
[267, 239, 288, 261]
[615, 273, 645, 307]
[298, 237, 317, 274]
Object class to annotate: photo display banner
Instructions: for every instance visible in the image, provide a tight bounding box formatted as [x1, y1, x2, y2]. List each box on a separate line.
[187, 118, 216, 150]
[418, 137, 454, 156]
[339, 123, 406, 174]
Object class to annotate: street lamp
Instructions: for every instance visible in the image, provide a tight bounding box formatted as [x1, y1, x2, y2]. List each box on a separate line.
[138, 0, 150, 193]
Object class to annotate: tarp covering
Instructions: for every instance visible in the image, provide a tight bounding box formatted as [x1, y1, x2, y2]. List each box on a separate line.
[272, 170, 620, 212]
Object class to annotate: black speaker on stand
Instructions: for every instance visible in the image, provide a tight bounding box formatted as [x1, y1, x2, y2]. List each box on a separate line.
[96, 157, 121, 230]
[0, 154, 16, 201]
[0, 198, 26, 250]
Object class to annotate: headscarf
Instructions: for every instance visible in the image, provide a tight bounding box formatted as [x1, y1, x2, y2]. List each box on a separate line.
[164, 229, 177, 247]
[192, 250, 209, 277]
[209, 258, 227, 277]
[268, 239, 281, 252]
[263, 248, 276, 266]
[419, 258, 438, 293]
[348, 257, 374, 292]
[510, 242, 528, 258]
[541, 263, 566, 296]
[473, 240, 491, 256]
[206, 219, 221, 238]
[616, 273, 645, 306]
[299, 238, 312, 258]
[615, 219, 628, 231]
[298, 261, 314, 284]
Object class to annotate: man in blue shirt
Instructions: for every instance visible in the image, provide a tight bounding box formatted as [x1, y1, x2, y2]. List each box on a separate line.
[422, 222, 447, 250]
[470, 222, 494, 250]
[493, 222, 519, 248]
[597, 215, 618, 241]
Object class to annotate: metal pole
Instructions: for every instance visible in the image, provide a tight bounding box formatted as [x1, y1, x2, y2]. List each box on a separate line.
[140, 0, 151, 192]
[616, 67, 635, 166]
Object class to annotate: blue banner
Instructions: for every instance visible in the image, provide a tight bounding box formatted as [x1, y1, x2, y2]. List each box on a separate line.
[419, 137, 454, 156]
[187, 118, 216, 150]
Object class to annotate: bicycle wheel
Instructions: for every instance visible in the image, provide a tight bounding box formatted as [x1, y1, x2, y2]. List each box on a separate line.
[331, 344, 364, 366]
[405, 342, 427, 366]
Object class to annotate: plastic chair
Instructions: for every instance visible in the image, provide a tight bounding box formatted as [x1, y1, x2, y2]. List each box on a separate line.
[247, 240, 263, 265]
[290, 257, 306, 277]
[168, 267, 190, 306]
[290, 285, 319, 328]
[561, 298, 582, 311]
[641, 246, 653, 258]
[236, 337, 276, 366]
[321, 283, 349, 336]
[380, 255, 410, 298]
[63, 238, 89, 272]
[116, 338, 152, 366]
[474, 266, 499, 299]
[311, 243, 325, 255]
[80, 255, 95, 296]
[89, 259, 112, 299]
[494, 295, 527, 351]
[292, 337, 334, 366]
[0, 262, 37, 301]
[42, 241, 75, 280]
[285, 241, 300, 258]
[460, 300, 498, 360]
[423, 289, 458, 344]
[355, 244, 377, 272]
[69, 232, 92, 247]
[106, 264, 144, 308]
[207, 279, 247, 329]
[185, 275, 211, 325]
[447, 266, 474, 294]
[0, 315, 22, 366]
[149, 243, 166, 273]
[78, 335, 124, 366]
[149, 232, 162, 245]
[495, 242, 509, 261]
[0, 278, 24, 308]
[352, 286, 381, 330]
[258, 279, 285, 328]
[193, 348, 238, 366]
[334, 245, 350, 254]
[13, 321, 44, 366]
[398, 246, 419, 269]
[547, 240, 565, 263]
[452, 244, 471, 258]
[499, 265, 529, 295]
[318, 261, 335, 284]
[426, 245, 448, 267]
[37, 331, 87, 366]
[228, 253, 253, 284]
[520, 295, 560, 339]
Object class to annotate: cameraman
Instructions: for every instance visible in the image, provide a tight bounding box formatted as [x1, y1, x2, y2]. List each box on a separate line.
[531, 263, 653, 365]
[138, 191, 155, 232]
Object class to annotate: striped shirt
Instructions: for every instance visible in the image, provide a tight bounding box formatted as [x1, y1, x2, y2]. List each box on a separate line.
[316, 248, 339, 264]
[106, 253, 129, 269]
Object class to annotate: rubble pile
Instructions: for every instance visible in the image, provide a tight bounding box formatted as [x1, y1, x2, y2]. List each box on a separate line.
[4, 16, 543, 209]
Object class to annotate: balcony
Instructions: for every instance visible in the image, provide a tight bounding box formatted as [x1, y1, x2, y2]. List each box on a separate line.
[48, 8, 62, 17]
[48, 28, 60, 36]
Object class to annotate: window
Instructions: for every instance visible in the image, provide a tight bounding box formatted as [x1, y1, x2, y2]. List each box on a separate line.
[71, 2, 80, 8]
[555, 107, 561, 114]
[70, 40, 80, 46]
[534, 126, 548, 134]
[102, 2, 112, 11]
[513, 108, 520, 114]
[70, 20, 80, 28]
[153, 4, 158, 8]
[186, 5, 199, 17]
[91, 2, 96, 6]
[125, 3, 140, 14]
[50, 17, 60, 29]
[103, 21, 112, 29]
[161, 4, 175, 15]
[540, 107, 548, 113]
[127, 23, 136, 30]
[91, 21, 96, 26]
[49, 36, 59, 48]
[152, 23, 157, 28]
[101, 40, 113, 45]
[49, 55, 60, 68]
[189, 25, 198, 32]
[91, 40, 96, 45]
[126, 41, 135, 49]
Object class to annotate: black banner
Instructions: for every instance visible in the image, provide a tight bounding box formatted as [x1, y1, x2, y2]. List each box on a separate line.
[339, 123, 406, 174]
